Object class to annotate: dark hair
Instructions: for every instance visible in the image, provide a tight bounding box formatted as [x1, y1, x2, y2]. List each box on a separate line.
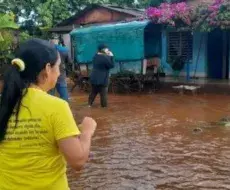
[98, 44, 108, 52]
[59, 38, 65, 46]
[0, 38, 58, 142]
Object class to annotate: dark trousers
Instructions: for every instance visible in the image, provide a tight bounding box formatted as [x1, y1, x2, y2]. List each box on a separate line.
[153, 73, 160, 90]
[88, 85, 108, 107]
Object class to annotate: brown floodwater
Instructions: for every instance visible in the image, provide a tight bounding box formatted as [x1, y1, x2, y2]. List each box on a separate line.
[68, 92, 230, 190]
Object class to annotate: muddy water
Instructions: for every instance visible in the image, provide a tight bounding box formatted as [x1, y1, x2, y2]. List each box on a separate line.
[68, 93, 230, 190]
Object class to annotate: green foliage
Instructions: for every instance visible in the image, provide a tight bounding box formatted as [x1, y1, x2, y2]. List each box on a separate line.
[1, 0, 147, 29]
[149, 0, 163, 7]
[0, 30, 14, 52]
[108, 0, 136, 7]
[0, 13, 18, 30]
[18, 31, 32, 43]
[138, 0, 164, 8]
[0, 30, 15, 67]
[0, 12, 18, 68]
[0, 0, 120, 29]
[0, 12, 18, 41]
[35, 0, 72, 27]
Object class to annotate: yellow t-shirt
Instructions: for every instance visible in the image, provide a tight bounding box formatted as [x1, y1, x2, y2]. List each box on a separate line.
[0, 88, 80, 190]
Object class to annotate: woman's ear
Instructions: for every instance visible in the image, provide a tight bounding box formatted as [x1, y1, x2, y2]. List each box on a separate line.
[45, 63, 52, 74]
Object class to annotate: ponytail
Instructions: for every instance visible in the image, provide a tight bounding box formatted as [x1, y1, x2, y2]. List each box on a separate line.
[0, 59, 26, 141]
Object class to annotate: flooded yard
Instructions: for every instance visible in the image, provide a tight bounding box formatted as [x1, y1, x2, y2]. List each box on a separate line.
[68, 92, 230, 190]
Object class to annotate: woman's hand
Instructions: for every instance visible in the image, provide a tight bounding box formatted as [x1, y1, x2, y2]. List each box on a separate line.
[81, 117, 97, 136]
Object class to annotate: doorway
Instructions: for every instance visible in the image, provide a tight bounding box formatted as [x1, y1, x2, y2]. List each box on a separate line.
[207, 29, 229, 79]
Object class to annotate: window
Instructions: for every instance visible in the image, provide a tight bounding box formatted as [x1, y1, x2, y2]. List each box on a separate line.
[167, 31, 193, 62]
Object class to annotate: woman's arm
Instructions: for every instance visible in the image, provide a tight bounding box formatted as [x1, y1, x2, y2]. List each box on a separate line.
[58, 117, 96, 171]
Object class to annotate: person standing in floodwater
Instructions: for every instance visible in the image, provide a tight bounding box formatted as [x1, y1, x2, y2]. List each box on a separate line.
[88, 44, 114, 107]
[0, 38, 97, 190]
[50, 38, 71, 102]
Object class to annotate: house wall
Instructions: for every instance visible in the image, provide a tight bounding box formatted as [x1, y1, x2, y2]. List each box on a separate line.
[190, 32, 208, 77]
[191, 31, 230, 79]
[162, 31, 208, 78]
[74, 7, 133, 25]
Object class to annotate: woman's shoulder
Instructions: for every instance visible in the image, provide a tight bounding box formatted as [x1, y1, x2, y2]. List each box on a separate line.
[27, 88, 67, 108]
[38, 94, 70, 116]
[44, 93, 67, 107]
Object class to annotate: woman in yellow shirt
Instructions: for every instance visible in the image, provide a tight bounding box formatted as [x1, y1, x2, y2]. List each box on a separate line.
[0, 38, 97, 190]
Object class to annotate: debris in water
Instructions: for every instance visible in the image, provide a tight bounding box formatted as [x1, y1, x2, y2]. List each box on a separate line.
[192, 128, 203, 134]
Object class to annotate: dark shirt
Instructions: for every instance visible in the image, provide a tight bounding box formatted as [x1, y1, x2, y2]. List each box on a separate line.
[90, 54, 114, 86]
